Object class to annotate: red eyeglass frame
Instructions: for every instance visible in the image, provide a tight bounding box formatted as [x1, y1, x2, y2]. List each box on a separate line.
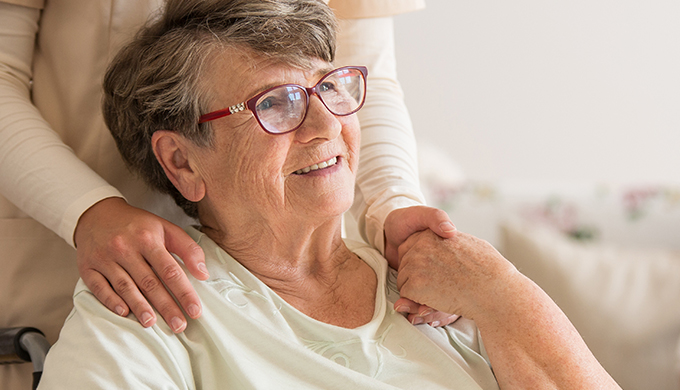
[197, 66, 368, 134]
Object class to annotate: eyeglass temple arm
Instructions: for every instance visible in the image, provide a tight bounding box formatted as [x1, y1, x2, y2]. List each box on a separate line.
[198, 102, 247, 124]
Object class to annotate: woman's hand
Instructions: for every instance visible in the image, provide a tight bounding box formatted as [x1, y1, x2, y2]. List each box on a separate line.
[395, 229, 622, 389]
[74, 197, 209, 333]
[395, 229, 518, 319]
[384, 206, 458, 326]
[383, 206, 456, 268]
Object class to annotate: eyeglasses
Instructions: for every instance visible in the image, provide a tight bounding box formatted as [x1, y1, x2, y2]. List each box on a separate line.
[198, 66, 368, 135]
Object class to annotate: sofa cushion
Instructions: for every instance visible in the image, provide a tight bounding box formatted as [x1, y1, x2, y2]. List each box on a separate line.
[500, 219, 680, 390]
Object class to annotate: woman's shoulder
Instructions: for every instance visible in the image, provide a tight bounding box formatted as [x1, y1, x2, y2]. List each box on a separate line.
[182, 225, 254, 284]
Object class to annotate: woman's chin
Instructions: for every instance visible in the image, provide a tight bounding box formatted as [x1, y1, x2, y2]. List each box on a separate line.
[310, 190, 355, 219]
[286, 165, 356, 216]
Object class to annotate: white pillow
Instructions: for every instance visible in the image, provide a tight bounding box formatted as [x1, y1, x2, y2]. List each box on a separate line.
[500, 219, 680, 390]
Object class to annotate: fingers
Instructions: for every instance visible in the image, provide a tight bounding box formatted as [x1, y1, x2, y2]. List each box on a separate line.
[387, 206, 456, 244]
[75, 199, 205, 333]
[394, 298, 459, 327]
[81, 269, 130, 317]
[410, 311, 460, 327]
[394, 297, 421, 315]
[138, 242, 203, 331]
[79, 232, 203, 333]
[112, 261, 161, 328]
[114, 251, 189, 333]
[81, 262, 158, 328]
[163, 222, 208, 281]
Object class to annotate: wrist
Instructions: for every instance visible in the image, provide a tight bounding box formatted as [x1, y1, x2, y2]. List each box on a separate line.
[73, 197, 127, 248]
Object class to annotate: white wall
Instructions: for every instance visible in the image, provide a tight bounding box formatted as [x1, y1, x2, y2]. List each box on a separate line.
[394, 0, 680, 185]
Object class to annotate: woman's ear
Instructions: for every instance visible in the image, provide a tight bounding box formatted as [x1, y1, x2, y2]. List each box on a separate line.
[151, 131, 206, 202]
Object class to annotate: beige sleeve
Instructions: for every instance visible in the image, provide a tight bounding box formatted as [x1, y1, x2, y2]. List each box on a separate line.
[0, 2, 123, 247]
[335, 16, 426, 254]
[0, 0, 44, 8]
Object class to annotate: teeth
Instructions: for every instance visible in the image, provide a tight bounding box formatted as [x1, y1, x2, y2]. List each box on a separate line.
[295, 156, 337, 175]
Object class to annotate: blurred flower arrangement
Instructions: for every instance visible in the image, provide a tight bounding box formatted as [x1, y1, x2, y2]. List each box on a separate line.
[417, 144, 680, 249]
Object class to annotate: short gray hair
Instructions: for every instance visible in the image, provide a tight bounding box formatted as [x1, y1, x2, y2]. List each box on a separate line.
[103, 0, 337, 218]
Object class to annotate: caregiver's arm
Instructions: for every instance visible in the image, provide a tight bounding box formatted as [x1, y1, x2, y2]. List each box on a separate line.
[335, 16, 428, 254]
[396, 230, 621, 390]
[0, 2, 206, 332]
[335, 17, 458, 327]
[335, 18, 458, 265]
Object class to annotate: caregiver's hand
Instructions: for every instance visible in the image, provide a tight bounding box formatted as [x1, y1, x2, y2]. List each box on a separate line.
[384, 205, 459, 326]
[74, 197, 209, 333]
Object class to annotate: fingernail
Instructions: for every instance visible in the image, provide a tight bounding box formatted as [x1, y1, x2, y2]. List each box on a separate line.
[440, 222, 456, 233]
[141, 312, 154, 326]
[430, 321, 440, 327]
[412, 317, 424, 325]
[171, 317, 186, 333]
[198, 263, 209, 276]
[419, 308, 434, 317]
[115, 305, 126, 317]
[187, 303, 201, 318]
[395, 305, 409, 313]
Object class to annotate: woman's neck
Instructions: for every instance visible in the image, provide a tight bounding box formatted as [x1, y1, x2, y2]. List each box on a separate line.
[201, 215, 378, 328]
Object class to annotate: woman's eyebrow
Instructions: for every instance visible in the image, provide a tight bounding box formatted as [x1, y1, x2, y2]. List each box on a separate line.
[235, 82, 277, 104]
[242, 67, 335, 99]
[315, 67, 334, 78]
[302, 67, 339, 88]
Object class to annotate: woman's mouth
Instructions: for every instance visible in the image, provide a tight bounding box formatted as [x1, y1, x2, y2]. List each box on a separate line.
[294, 156, 338, 175]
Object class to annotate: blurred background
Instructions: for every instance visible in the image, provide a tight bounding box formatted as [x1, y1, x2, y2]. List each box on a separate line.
[394, 0, 680, 186]
[393, 2, 680, 389]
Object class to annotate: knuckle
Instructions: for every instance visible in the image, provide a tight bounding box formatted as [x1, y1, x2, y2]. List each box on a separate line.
[188, 243, 204, 256]
[174, 290, 198, 307]
[159, 263, 183, 282]
[139, 274, 162, 293]
[113, 277, 136, 296]
[402, 254, 425, 270]
[87, 278, 108, 296]
[107, 234, 131, 256]
[408, 273, 429, 288]
[136, 229, 158, 247]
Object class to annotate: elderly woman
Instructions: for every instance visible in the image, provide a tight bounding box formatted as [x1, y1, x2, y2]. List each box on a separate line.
[38, 0, 620, 388]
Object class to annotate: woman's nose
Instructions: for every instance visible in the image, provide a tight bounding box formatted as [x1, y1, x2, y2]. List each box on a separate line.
[294, 95, 342, 143]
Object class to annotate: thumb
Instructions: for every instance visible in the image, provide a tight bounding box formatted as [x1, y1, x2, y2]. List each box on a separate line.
[389, 206, 456, 242]
[384, 206, 456, 268]
[415, 206, 457, 239]
[163, 222, 208, 280]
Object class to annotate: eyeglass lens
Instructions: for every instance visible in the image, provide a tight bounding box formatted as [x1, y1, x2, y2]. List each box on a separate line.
[254, 67, 365, 134]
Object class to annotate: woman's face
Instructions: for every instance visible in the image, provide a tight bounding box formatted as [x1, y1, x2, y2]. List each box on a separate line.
[190, 49, 361, 229]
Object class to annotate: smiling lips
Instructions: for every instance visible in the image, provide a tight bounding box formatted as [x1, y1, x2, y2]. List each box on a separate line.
[294, 156, 338, 175]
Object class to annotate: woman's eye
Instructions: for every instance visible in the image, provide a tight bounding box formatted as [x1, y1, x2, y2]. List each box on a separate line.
[257, 97, 276, 111]
[319, 81, 337, 93]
